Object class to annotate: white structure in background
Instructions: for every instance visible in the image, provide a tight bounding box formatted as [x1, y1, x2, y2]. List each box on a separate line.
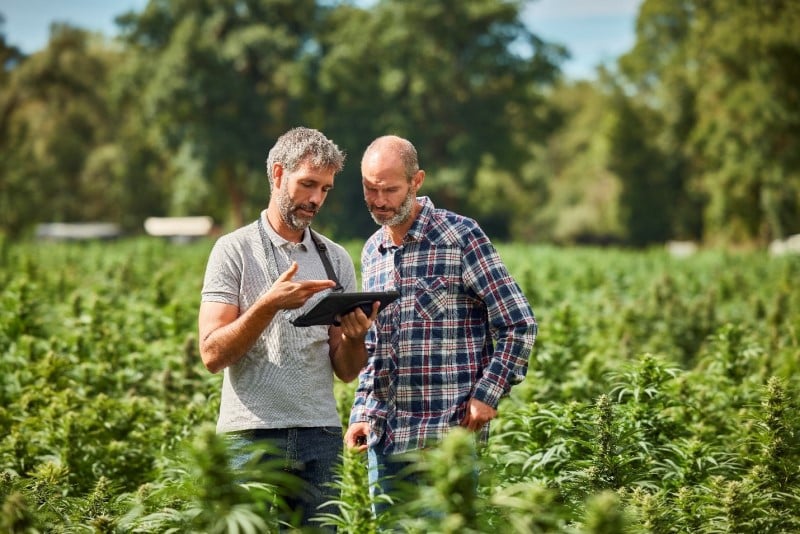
[144, 216, 214, 243]
[666, 240, 698, 258]
[768, 234, 800, 256]
[36, 222, 121, 241]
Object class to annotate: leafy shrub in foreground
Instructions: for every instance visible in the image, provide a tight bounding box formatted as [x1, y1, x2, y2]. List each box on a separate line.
[1, 240, 799, 531]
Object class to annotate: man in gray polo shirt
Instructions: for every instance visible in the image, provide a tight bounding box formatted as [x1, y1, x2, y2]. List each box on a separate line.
[198, 127, 376, 530]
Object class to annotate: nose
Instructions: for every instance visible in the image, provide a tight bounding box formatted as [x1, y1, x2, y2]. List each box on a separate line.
[370, 190, 387, 205]
[310, 187, 327, 206]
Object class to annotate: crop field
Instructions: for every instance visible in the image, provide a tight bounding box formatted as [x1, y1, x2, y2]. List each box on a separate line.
[1, 237, 798, 532]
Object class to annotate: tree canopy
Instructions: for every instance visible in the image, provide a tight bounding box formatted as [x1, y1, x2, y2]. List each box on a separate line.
[619, 0, 800, 245]
[1, 0, 798, 247]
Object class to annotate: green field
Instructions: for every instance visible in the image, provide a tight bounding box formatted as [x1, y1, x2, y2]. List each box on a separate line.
[1, 238, 798, 532]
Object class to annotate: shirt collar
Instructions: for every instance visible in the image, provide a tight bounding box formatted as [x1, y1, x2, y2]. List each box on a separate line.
[260, 210, 310, 252]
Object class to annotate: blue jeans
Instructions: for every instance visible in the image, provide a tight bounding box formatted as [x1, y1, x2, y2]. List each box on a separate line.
[367, 439, 479, 519]
[367, 446, 421, 517]
[227, 427, 343, 530]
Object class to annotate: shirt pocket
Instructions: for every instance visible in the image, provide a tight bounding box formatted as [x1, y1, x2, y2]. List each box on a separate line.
[414, 276, 450, 321]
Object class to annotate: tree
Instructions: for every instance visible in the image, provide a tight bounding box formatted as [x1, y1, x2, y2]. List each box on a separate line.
[687, 0, 800, 244]
[619, 0, 800, 246]
[0, 24, 121, 237]
[116, 0, 327, 228]
[316, 0, 565, 239]
[0, 15, 28, 238]
[513, 80, 625, 245]
[606, 86, 674, 246]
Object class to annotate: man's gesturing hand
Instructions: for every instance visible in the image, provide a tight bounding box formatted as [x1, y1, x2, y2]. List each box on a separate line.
[267, 262, 336, 310]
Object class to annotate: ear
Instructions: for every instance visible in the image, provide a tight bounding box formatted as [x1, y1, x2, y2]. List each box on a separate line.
[411, 169, 425, 193]
[272, 163, 285, 189]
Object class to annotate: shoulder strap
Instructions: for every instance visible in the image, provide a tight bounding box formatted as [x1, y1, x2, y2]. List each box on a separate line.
[256, 217, 281, 282]
[309, 229, 343, 291]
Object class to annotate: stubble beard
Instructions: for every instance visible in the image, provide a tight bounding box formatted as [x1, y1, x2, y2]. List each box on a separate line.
[369, 190, 415, 227]
[278, 187, 318, 232]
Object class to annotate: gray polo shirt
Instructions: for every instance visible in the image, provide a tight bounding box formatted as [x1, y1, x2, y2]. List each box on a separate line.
[201, 212, 357, 433]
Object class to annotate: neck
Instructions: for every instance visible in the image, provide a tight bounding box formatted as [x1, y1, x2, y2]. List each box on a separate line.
[265, 207, 304, 243]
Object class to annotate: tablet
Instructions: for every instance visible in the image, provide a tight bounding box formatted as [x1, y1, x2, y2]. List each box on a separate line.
[291, 291, 401, 327]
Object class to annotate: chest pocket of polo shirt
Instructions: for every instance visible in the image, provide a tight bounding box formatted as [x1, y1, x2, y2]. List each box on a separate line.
[414, 276, 449, 321]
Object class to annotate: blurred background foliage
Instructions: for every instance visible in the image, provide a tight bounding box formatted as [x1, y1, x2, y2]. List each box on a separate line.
[0, 0, 798, 247]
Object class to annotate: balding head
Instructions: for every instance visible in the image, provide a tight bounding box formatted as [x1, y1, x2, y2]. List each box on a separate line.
[362, 135, 420, 183]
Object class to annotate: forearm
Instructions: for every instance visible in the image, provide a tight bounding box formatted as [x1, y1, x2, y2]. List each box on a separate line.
[200, 298, 278, 373]
[473, 324, 537, 406]
[331, 334, 369, 383]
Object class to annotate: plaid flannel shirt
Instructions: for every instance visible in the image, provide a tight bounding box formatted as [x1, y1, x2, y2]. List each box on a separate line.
[349, 197, 537, 454]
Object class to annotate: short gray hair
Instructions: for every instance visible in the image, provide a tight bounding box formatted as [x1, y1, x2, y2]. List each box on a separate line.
[265, 127, 346, 189]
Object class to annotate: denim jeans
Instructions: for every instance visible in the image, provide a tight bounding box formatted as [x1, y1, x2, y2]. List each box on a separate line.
[367, 438, 480, 519]
[227, 426, 343, 530]
[367, 446, 421, 517]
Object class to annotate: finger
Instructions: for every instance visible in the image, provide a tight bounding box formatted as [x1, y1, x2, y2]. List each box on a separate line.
[340, 306, 365, 325]
[336, 312, 350, 330]
[353, 433, 368, 452]
[277, 261, 299, 281]
[369, 300, 381, 321]
[340, 309, 373, 338]
[338, 317, 358, 338]
[298, 279, 338, 294]
[346, 441, 367, 453]
[345, 430, 366, 449]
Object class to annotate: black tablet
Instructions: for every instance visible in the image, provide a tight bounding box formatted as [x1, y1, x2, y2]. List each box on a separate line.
[291, 290, 401, 327]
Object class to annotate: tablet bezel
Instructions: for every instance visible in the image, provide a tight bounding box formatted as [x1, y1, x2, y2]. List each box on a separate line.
[290, 290, 401, 327]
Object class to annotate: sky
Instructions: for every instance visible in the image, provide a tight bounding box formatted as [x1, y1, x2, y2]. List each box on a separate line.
[0, 0, 642, 80]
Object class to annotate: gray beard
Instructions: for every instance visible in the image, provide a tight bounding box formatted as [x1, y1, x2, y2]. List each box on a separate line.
[370, 191, 414, 227]
[278, 189, 314, 231]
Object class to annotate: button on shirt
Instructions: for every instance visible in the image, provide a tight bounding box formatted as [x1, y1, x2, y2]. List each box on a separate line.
[350, 196, 537, 454]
